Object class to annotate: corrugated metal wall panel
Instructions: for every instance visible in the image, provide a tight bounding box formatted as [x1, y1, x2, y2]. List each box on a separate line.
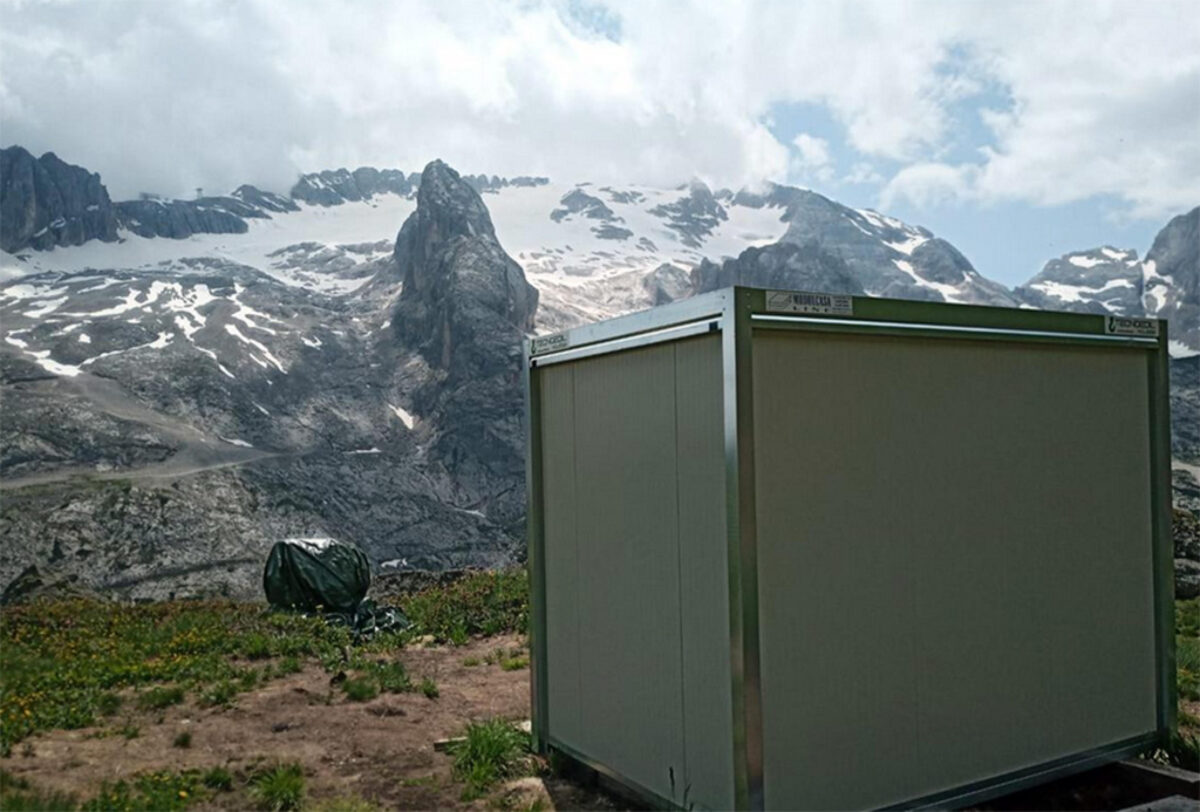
[752, 331, 1157, 810]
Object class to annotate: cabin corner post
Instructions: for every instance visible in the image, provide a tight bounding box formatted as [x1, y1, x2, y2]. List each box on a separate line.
[723, 287, 765, 810]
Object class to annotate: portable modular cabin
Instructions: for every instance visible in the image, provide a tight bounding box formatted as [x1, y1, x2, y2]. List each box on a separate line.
[524, 287, 1174, 810]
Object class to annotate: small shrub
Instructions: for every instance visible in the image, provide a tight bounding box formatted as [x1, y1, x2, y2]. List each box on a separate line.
[249, 763, 305, 811]
[119, 723, 140, 740]
[420, 678, 439, 699]
[341, 677, 379, 702]
[462, 657, 481, 667]
[447, 718, 530, 800]
[367, 661, 410, 694]
[240, 633, 272, 660]
[137, 685, 185, 711]
[500, 655, 529, 672]
[202, 767, 233, 791]
[199, 681, 237, 708]
[277, 656, 302, 675]
[97, 693, 122, 716]
[236, 668, 260, 692]
[173, 731, 192, 749]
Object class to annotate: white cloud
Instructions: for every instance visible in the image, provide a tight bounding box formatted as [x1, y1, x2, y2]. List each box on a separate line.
[844, 162, 883, 186]
[790, 133, 833, 183]
[881, 163, 977, 209]
[0, 0, 1196, 220]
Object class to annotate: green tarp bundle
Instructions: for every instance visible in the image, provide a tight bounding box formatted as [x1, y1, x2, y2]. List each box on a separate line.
[263, 537, 407, 638]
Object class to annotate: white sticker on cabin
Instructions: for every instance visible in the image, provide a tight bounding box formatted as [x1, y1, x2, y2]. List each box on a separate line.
[531, 333, 570, 354]
[1105, 316, 1159, 337]
[765, 290, 855, 316]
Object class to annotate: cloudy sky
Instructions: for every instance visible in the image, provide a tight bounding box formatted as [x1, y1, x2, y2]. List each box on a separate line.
[2, 0, 1197, 285]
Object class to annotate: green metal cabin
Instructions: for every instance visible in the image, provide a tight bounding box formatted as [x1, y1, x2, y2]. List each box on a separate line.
[524, 287, 1174, 810]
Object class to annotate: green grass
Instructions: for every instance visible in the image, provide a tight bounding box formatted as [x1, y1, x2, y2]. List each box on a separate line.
[248, 763, 305, 811]
[462, 657, 482, 667]
[1177, 599, 1200, 704]
[341, 677, 380, 702]
[420, 677, 439, 699]
[500, 655, 529, 672]
[198, 680, 238, 709]
[201, 767, 233, 792]
[399, 570, 528, 644]
[82, 769, 205, 811]
[1, 769, 79, 811]
[446, 718, 531, 800]
[0, 570, 529, 754]
[366, 660, 411, 694]
[96, 693, 121, 716]
[0, 599, 370, 754]
[136, 685, 184, 711]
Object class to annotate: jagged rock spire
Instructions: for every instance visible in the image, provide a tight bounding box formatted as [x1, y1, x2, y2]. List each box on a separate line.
[392, 159, 538, 373]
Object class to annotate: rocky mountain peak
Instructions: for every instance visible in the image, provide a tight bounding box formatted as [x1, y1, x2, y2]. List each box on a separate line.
[0, 145, 119, 253]
[1143, 205, 1199, 354]
[1014, 245, 1144, 316]
[392, 159, 537, 374]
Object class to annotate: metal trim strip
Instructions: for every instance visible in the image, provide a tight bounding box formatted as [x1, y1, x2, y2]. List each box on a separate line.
[749, 313, 1161, 345]
[523, 339, 550, 752]
[529, 289, 731, 358]
[887, 733, 1159, 810]
[531, 318, 720, 367]
[1148, 330, 1177, 736]
[724, 289, 765, 810]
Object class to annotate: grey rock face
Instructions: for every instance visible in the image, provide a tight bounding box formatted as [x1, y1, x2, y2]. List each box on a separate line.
[693, 240, 866, 297]
[0, 160, 539, 598]
[1171, 356, 1199, 465]
[290, 167, 417, 206]
[716, 182, 1015, 306]
[391, 160, 538, 530]
[650, 183, 729, 248]
[1175, 469, 1200, 516]
[115, 196, 264, 239]
[1014, 246, 1144, 316]
[550, 188, 633, 241]
[642, 263, 693, 305]
[232, 184, 300, 213]
[464, 174, 549, 193]
[1143, 206, 1199, 354]
[551, 189, 616, 222]
[289, 165, 548, 207]
[0, 146, 119, 252]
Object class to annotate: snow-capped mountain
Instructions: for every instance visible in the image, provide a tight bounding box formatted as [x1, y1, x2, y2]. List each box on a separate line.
[1, 159, 533, 599]
[1010, 207, 1199, 358]
[1, 145, 1196, 600]
[1014, 246, 1144, 316]
[1, 147, 1021, 334]
[1141, 206, 1199, 357]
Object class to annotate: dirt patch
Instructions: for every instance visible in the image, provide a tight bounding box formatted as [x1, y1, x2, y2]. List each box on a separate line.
[2, 633, 617, 809]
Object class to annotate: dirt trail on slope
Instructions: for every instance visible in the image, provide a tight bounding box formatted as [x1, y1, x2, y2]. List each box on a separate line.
[1, 371, 286, 491]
